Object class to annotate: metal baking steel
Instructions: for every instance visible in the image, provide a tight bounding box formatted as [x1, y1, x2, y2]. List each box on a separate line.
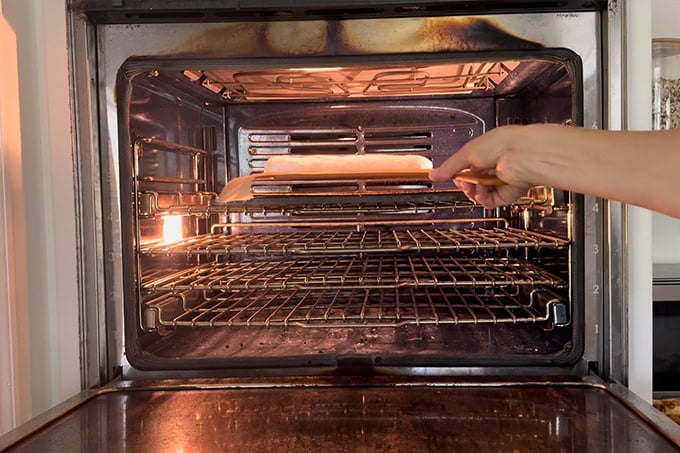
[2, 377, 679, 453]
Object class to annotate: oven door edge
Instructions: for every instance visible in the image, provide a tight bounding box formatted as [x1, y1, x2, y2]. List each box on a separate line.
[2, 375, 679, 451]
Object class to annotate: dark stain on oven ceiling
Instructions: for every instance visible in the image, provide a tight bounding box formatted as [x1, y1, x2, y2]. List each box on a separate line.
[171, 17, 542, 58]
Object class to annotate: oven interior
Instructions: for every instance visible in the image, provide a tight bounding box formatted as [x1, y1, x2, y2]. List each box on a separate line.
[120, 51, 584, 370]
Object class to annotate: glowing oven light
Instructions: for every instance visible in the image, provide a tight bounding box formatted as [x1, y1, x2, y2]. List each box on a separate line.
[162, 215, 184, 243]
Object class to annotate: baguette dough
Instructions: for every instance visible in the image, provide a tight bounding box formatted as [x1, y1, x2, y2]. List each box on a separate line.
[263, 154, 432, 173]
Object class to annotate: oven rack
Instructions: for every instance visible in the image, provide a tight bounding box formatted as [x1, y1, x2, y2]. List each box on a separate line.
[138, 187, 552, 218]
[139, 227, 569, 257]
[141, 284, 568, 329]
[138, 190, 474, 217]
[140, 256, 566, 292]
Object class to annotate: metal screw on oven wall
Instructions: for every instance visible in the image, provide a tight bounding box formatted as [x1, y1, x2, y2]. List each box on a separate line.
[356, 126, 365, 153]
[149, 70, 160, 78]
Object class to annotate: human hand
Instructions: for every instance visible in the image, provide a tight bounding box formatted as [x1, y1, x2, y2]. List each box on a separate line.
[429, 125, 534, 208]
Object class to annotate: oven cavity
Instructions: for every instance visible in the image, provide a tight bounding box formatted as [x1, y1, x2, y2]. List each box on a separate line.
[122, 52, 579, 368]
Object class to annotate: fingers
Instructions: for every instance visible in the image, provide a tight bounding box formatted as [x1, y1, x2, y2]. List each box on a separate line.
[454, 178, 530, 209]
[475, 185, 529, 209]
[454, 179, 494, 207]
[429, 129, 504, 182]
[429, 146, 470, 182]
[428, 126, 533, 208]
[453, 179, 477, 201]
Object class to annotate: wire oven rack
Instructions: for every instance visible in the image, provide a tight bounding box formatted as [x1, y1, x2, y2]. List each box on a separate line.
[142, 285, 566, 329]
[139, 227, 568, 257]
[138, 190, 476, 218]
[142, 254, 563, 292]
[141, 256, 565, 292]
[137, 187, 551, 219]
[140, 255, 569, 329]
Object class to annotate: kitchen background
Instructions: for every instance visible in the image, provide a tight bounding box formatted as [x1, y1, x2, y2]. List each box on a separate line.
[0, 0, 679, 436]
[651, 0, 680, 265]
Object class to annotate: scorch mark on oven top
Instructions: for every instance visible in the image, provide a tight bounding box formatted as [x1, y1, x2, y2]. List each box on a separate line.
[171, 17, 542, 58]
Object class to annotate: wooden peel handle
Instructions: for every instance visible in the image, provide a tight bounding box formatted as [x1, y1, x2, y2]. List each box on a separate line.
[256, 169, 505, 186]
[453, 169, 505, 186]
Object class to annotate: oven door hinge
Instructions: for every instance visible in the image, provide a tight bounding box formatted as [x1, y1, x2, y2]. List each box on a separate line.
[588, 361, 600, 376]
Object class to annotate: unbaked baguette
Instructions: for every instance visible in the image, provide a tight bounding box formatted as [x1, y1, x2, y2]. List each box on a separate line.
[263, 154, 432, 173]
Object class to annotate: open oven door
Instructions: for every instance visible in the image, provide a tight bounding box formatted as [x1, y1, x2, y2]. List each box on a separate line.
[2, 376, 680, 452]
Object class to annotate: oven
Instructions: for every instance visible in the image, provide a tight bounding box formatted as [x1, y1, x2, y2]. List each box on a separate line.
[2, 0, 680, 451]
[102, 3, 594, 378]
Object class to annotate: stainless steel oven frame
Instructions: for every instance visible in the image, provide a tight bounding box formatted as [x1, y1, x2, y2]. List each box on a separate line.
[72, 6, 606, 384]
[1, 1, 679, 451]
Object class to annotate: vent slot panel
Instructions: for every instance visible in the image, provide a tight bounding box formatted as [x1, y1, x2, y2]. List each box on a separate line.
[235, 104, 485, 179]
[244, 128, 435, 173]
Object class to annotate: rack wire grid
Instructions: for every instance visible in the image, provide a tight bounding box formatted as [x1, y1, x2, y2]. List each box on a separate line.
[141, 256, 566, 292]
[140, 227, 568, 257]
[143, 284, 566, 328]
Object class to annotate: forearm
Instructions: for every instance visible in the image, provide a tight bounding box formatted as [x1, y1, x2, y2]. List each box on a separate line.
[506, 125, 680, 218]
